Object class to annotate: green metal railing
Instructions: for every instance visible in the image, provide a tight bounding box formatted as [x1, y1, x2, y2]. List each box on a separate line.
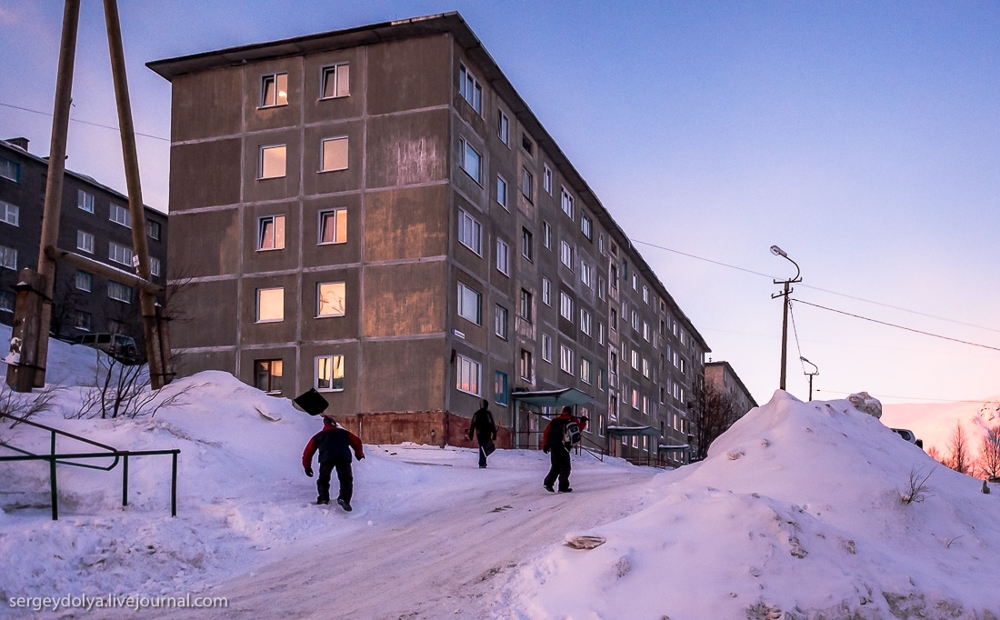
[0, 413, 179, 520]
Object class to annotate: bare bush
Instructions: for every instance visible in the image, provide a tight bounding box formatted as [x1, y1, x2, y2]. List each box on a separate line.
[0, 383, 63, 428]
[976, 424, 1000, 481]
[72, 354, 198, 420]
[946, 421, 970, 474]
[898, 467, 933, 505]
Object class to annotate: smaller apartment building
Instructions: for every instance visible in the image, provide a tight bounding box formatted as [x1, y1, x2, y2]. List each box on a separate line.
[705, 360, 758, 419]
[0, 138, 168, 341]
[148, 13, 708, 458]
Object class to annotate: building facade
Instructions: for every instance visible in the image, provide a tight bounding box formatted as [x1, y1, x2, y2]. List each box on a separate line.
[149, 13, 708, 457]
[705, 360, 758, 419]
[0, 137, 168, 342]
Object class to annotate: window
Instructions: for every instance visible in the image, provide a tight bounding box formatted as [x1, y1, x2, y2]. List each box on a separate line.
[598, 368, 606, 391]
[495, 305, 509, 340]
[110, 204, 131, 228]
[642, 358, 650, 379]
[77, 230, 94, 254]
[631, 310, 639, 331]
[521, 134, 533, 155]
[459, 138, 482, 183]
[458, 209, 482, 255]
[521, 167, 533, 201]
[680, 358, 687, 376]
[0, 157, 20, 182]
[321, 63, 350, 98]
[559, 240, 573, 270]
[542, 221, 552, 249]
[581, 211, 593, 240]
[260, 73, 288, 107]
[0, 201, 18, 227]
[320, 137, 349, 172]
[598, 322, 605, 345]
[319, 208, 347, 244]
[108, 281, 133, 304]
[559, 291, 573, 321]
[519, 288, 532, 322]
[317, 282, 346, 317]
[495, 371, 509, 406]
[0, 245, 16, 270]
[598, 276, 606, 301]
[599, 233, 605, 254]
[255, 359, 283, 394]
[559, 344, 574, 375]
[631, 349, 640, 370]
[560, 187, 574, 220]
[257, 287, 284, 322]
[77, 190, 94, 213]
[75, 270, 93, 292]
[459, 65, 483, 115]
[73, 310, 91, 331]
[457, 282, 482, 325]
[259, 145, 286, 179]
[150, 257, 161, 277]
[581, 262, 593, 288]
[315, 355, 345, 391]
[108, 242, 134, 267]
[521, 228, 533, 261]
[610, 307, 618, 331]
[543, 165, 553, 194]
[497, 110, 509, 145]
[541, 278, 551, 306]
[580, 358, 592, 384]
[580, 309, 592, 336]
[632, 388, 639, 410]
[146, 220, 161, 240]
[632, 273, 639, 291]
[496, 239, 510, 276]
[258, 215, 286, 251]
[541, 333, 552, 363]
[456, 354, 482, 395]
[643, 285, 649, 304]
[496, 175, 508, 208]
[610, 264, 618, 290]
[643, 321, 650, 341]
[519, 349, 533, 381]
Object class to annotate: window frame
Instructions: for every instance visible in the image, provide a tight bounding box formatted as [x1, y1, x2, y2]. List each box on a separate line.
[457, 281, 483, 326]
[256, 287, 284, 323]
[0, 200, 18, 226]
[260, 73, 289, 108]
[519, 288, 533, 323]
[318, 208, 348, 245]
[559, 291, 574, 322]
[521, 167, 533, 202]
[258, 214, 286, 251]
[459, 137, 483, 185]
[77, 230, 94, 254]
[541, 333, 553, 363]
[108, 241, 134, 267]
[259, 144, 287, 179]
[315, 354, 345, 392]
[0, 245, 17, 271]
[541, 278, 552, 306]
[458, 208, 482, 256]
[456, 353, 482, 396]
[521, 228, 533, 262]
[581, 211, 593, 240]
[255, 359, 284, 395]
[496, 174, 508, 209]
[496, 239, 510, 276]
[559, 239, 574, 270]
[107, 280, 133, 304]
[497, 109, 510, 145]
[320, 136, 349, 172]
[560, 187, 574, 220]
[320, 63, 350, 99]
[146, 219, 161, 240]
[77, 190, 94, 213]
[0, 157, 20, 183]
[316, 281, 347, 318]
[459, 64, 483, 116]
[109, 204, 132, 228]
[495, 304, 509, 340]
[75, 270, 93, 292]
[559, 344, 574, 375]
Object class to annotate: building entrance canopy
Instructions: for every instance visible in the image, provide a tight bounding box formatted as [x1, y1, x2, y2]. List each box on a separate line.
[606, 425, 660, 439]
[511, 388, 590, 413]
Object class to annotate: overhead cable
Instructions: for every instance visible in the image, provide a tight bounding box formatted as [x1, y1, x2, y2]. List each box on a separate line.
[0, 101, 169, 142]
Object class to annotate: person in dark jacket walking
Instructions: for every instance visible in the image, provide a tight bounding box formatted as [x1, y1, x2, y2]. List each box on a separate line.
[541, 406, 588, 493]
[302, 416, 365, 511]
[468, 399, 497, 468]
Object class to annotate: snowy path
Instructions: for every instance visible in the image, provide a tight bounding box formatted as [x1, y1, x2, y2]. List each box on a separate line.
[144, 449, 659, 620]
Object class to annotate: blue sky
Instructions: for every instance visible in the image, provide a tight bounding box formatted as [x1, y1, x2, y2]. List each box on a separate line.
[2, 1, 998, 407]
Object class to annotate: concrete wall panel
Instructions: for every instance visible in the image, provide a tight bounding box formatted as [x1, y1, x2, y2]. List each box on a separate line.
[170, 69, 242, 142]
[302, 121, 364, 196]
[367, 35, 450, 115]
[169, 279, 238, 348]
[242, 130, 301, 204]
[169, 140, 242, 211]
[302, 193, 361, 268]
[361, 337, 446, 413]
[362, 261, 446, 338]
[364, 185, 448, 263]
[167, 209, 240, 279]
[365, 109, 450, 189]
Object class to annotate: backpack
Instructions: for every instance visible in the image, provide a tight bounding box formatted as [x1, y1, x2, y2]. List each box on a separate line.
[562, 419, 582, 447]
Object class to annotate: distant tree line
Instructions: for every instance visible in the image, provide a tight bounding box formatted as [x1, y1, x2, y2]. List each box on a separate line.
[928, 410, 1000, 482]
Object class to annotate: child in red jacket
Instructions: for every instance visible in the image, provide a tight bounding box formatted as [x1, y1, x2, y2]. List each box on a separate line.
[303, 416, 365, 511]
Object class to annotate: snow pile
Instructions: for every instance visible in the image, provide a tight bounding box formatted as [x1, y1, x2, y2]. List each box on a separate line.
[496, 391, 1000, 618]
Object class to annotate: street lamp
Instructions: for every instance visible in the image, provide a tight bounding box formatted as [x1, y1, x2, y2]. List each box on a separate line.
[770, 245, 801, 391]
[800, 356, 819, 401]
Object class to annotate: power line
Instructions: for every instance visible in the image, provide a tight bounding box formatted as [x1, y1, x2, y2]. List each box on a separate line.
[816, 389, 1000, 405]
[0, 101, 169, 142]
[792, 298, 1000, 352]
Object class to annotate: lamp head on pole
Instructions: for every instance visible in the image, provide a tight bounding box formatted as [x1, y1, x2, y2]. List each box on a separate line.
[770, 245, 787, 258]
[770, 244, 801, 283]
[800, 356, 819, 375]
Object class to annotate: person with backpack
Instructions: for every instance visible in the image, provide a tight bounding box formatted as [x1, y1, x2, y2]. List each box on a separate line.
[468, 399, 498, 468]
[302, 416, 365, 511]
[541, 406, 589, 493]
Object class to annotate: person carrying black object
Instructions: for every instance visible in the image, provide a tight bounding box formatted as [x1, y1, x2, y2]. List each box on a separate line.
[302, 416, 365, 511]
[541, 406, 589, 493]
[468, 399, 498, 468]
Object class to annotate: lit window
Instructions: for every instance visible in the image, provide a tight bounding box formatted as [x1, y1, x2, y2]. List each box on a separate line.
[543, 165, 553, 195]
[0, 201, 18, 227]
[521, 228, 533, 261]
[258, 215, 286, 250]
[77, 190, 94, 213]
[109, 241, 134, 267]
[257, 287, 284, 322]
[110, 204, 132, 228]
[559, 291, 573, 321]
[456, 354, 482, 395]
[317, 282, 346, 317]
[496, 239, 510, 276]
[459, 138, 482, 183]
[495, 371, 509, 406]
[255, 359, 283, 394]
[321, 137, 349, 172]
[496, 175, 508, 208]
[260, 73, 288, 107]
[521, 167, 533, 201]
[495, 305, 509, 340]
[75, 270, 93, 292]
[559, 240, 573, 270]
[315, 355, 345, 391]
[107, 281, 133, 304]
[321, 63, 350, 99]
[581, 211, 593, 240]
[497, 110, 509, 145]
[319, 209, 347, 244]
[0, 245, 16, 270]
[458, 209, 482, 255]
[541, 278, 551, 306]
[77, 230, 94, 254]
[146, 220, 161, 240]
[519, 289, 532, 323]
[580, 358, 592, 384]
[459, 65, 483, 115]
[541, 333, 552, 363]
[457, 282, 482, 325]
[560, 187, 574, 220]
[559, 344, 574, 375]
[259, 145, 286, 179]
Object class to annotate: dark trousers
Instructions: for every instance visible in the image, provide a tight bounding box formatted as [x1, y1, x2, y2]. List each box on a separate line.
[317, 459, 353, 503]
[477, 435, 491, 467]
[543, 445, 572, 491]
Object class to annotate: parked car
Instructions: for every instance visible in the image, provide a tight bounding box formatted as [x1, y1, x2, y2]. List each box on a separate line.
[71, 333, 140, 364]
[890, 428, 924, 449]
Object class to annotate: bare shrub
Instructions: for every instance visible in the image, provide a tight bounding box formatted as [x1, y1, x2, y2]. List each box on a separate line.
[0, 383, 63, 428]
[898, 467, 933, 505]
[72, 354, 198, 420]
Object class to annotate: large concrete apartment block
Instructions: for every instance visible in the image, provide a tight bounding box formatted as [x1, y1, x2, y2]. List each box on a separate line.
[0, 137, 168, 343]
[149, 13, 709, 459]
